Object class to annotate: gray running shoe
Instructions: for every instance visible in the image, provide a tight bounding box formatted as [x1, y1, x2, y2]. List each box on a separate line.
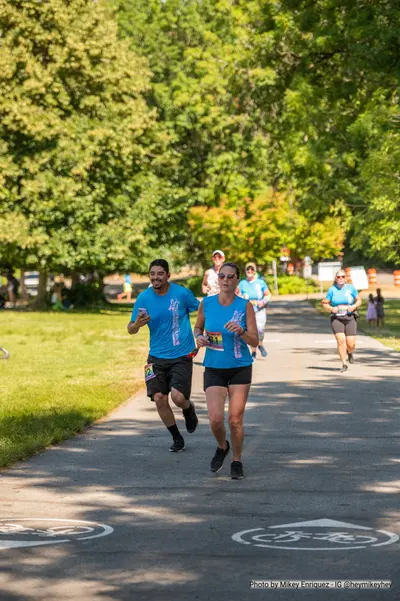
[340, 363, 349, 373]
[258, 345, 268, 357]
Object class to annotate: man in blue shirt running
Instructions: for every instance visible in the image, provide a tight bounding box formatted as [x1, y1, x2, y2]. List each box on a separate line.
[128, 259, 200, 452]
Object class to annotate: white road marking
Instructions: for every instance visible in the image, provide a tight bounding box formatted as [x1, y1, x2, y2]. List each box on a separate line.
[232, 518, 399, 551]
[0, 518, 113, 550]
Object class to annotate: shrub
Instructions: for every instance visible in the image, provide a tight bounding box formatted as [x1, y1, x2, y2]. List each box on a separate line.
[271, 275, 318, 295]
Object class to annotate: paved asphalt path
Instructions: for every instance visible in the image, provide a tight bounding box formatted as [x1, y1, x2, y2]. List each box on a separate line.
[1, 301, 399, 601]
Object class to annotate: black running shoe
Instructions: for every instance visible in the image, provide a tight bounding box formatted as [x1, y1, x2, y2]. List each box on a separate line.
[258, 345, 268, 357]
[169, 437, 185, 452]
[210, 440, 230, 472]
[183, 401, 198, 434]
[230, 461, 244, 479]
[340, 363, 349, 373]
[251, 351, 257, 359]
[348, 353, 354, 364]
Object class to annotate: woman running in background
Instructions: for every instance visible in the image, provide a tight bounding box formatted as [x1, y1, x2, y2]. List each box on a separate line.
[321, 269, 362, 373]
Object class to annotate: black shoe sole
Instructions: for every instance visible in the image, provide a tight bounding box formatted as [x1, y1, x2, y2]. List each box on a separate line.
[231, 474, 244, 479]
[169, 446, 185, 452]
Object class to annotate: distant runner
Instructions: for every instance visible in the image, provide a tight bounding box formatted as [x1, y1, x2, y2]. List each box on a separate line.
[321, 269, 362, 373]
[194, 262, 258, 479]
[202, 250, 225, 296]
[128, 259, 199, 452]
[239, 262, 271, 358]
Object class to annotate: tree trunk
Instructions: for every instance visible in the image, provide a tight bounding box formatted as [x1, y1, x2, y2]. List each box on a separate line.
[32, 270, 48, 309]
[20, 270, 29, 301]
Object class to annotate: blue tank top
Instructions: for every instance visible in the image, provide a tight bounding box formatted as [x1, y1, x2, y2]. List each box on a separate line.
[203, 295, 253, 368]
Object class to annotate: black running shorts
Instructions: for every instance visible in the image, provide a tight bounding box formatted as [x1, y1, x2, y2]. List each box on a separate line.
[330, 315, 357, 336]
[146, 355, 193, 400]
[204, 365, 252, 391]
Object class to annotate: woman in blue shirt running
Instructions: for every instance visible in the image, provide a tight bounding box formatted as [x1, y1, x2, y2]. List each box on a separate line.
[321, 269, 362, 372]
[194, 262, 258, 479]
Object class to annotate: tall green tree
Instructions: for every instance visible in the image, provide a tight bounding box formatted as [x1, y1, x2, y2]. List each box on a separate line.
[0, 0, 171, 284]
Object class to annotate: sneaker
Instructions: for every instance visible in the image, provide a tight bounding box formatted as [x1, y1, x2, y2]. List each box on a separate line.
[251, 351, 257, 359]
[230, 461, 244, 479]
[183, 401, 198, 434]
[340, 363, 349, 373]
[210, 441, 230, 472]
[258, 345, 268, 357]
[348, 353, 354, 364]
[169, 437, 185, 452]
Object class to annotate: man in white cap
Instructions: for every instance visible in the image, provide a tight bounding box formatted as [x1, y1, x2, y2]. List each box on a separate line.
[202, 250, 225, 296]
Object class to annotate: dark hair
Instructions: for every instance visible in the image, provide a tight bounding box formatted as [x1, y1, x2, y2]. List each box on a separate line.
[220, 262, 240, 279]
[149, 259, 169, 274]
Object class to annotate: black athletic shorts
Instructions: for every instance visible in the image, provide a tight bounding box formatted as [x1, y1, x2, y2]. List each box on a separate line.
[330, 315, 357, 336]
[204, 365, 252, 391]
[146, 355, 193, 400]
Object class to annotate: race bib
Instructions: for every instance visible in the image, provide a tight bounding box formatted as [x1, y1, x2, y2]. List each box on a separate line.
[336, 305, 349, 317]
[205, 331, 224, 351]
[144, 363, 156, 382]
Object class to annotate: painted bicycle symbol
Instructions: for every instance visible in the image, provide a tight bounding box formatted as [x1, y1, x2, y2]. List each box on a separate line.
[0, 519, 113, 550]
[232, 519, 399, 551]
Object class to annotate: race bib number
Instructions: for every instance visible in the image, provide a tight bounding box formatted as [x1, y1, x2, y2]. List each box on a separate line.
[336, 305, 349, 317]
[144, 363, 156, 382]
[205, 331, 224, 351]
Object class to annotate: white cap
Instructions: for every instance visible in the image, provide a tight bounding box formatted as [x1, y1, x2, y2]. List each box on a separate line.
[212, 249, 225, 258]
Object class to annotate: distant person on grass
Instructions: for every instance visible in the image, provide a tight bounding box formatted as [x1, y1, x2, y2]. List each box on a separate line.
[2, 270, 19, 307]
[127, 259, 199, 453]
[366, 294, 377, 327]
[202, 250, 225, 296]
[375, 289, 385, 328]
[118, 274, 133, 302]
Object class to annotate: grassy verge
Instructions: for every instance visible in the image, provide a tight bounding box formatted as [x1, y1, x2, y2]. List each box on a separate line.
[309, 299, 400, 351]
[0, 307, 149, 468]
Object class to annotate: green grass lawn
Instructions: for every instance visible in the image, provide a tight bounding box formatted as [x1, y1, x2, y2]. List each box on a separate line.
[309, 299, 400, 351]
[0, 307, 150, 468]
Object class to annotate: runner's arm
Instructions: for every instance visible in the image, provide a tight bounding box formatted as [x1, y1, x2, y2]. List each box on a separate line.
[127, 313, 150, 335]
[193, 302, 208, 347]
[185, 288, 200, 313]
[348, 293, 362, 312]
[127, 297, 150, 334]
[321, 299, 337, 313]
[201, 271, 209, 295]
[241, 301, 259, 347]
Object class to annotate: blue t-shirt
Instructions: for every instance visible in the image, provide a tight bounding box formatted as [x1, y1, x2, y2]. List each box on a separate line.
[202, 295, 252, 368]
[239, 278, 269, 312]
[326, 283, 358, 312]
[131, 283, 199, 359]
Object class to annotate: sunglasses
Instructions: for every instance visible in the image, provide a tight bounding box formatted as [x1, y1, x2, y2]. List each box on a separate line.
[246, 267, 255, 271]
[218, 273, 236, 280]
[336, 275, 346, 279]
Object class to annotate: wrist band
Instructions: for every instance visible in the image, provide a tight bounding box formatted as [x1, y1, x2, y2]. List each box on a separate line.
[195, 333, 203, 338]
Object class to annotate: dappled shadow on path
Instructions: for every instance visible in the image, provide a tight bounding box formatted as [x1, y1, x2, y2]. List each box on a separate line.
[1, 370, 399, 600]
[0, 300, 399, 600]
